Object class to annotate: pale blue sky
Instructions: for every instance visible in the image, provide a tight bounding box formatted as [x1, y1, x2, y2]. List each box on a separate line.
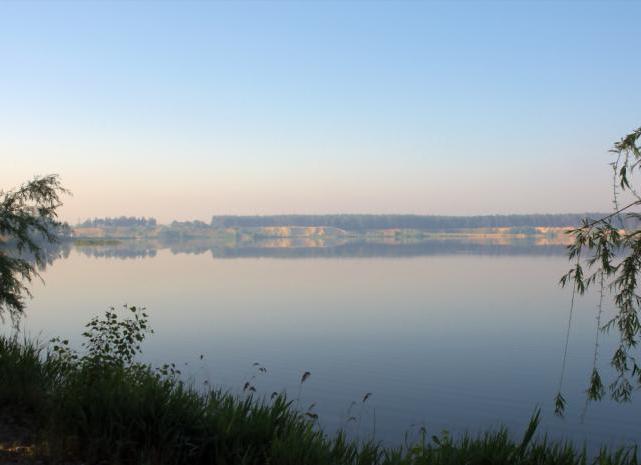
[1, 1, 639, 222]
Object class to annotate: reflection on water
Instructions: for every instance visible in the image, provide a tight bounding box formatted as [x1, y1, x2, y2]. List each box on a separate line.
[67, 236, 567, 260]
[13, 238, 641, 451]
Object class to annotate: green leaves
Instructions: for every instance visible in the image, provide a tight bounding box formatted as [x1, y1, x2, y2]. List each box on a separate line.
[0, 175, 69, 324]
[559, 125, 641, 414]
[587, 368, 605, 402]
[554, 392, 566, 418]
[77, 305, 152, 369]
[517, 408, 540, 457]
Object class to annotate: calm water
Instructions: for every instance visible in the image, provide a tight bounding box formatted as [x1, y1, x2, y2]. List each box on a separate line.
[14, 240, 641, 448]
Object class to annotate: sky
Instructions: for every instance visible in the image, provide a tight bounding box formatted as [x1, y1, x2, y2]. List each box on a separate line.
[1, 1, 640, 224]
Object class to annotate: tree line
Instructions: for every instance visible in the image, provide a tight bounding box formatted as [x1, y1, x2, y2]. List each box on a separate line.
[77, 214, 614, 231]
[79, 216, 157, 228]
[210, 213, 609, 231]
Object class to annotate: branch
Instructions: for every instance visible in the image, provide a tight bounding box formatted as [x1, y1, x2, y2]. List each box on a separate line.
[576, 199, 641, 231]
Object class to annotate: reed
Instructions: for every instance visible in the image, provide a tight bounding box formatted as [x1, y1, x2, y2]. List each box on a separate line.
[0, 308, 637, 465]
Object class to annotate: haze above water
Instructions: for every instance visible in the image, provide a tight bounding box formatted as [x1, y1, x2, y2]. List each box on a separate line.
[21, 241, 640, 448]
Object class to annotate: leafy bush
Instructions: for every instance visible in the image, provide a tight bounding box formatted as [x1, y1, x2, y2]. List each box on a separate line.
[0, 308, 638, 465]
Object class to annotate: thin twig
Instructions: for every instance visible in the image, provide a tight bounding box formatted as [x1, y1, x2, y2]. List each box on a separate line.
[576, 200, 641, 231]
[580, 271, 605, 422]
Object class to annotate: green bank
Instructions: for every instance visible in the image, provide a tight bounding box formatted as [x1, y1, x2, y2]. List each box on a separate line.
[0, 307, 637, 465]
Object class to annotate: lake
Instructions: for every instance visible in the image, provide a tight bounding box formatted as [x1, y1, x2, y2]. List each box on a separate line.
[14, 239, 641, 449]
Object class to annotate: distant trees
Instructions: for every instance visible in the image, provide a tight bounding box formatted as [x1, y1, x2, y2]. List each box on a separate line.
[0, 175, 68, 323]
[169, 220, 208, 228]
[79, 214, 611, 232]
[158, 220, 212, 241]
[211, 213, 603, 231]
[79, 216, 157, 228]
[557, 126, 641, 414]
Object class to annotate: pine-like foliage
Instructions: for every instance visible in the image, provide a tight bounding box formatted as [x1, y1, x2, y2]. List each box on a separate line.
[0, 175, 69, 323]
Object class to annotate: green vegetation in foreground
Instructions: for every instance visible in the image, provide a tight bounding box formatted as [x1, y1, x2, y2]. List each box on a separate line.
[0, 307, 638, 465]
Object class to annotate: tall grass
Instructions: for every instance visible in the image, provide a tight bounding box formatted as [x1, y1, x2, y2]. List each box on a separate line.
[0, 308, 638, 465]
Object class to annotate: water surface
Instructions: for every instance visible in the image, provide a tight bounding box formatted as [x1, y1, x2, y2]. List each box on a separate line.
[17, 240, 641, 448]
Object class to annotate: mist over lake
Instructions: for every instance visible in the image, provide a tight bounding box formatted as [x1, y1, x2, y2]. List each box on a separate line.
[20, 240, 640, 449]
[3, 1, 641, 462]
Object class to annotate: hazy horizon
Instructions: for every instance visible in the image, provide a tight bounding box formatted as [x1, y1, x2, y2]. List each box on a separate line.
[3, 1, 640, 223]
[72, 211, 609, 226]
[3, 2, 641, 455]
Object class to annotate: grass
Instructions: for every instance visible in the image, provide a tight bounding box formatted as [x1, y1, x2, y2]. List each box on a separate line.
[0, 308, 638, 465]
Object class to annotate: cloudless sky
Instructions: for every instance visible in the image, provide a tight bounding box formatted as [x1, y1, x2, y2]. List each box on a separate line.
[1, 1, 640, 223]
